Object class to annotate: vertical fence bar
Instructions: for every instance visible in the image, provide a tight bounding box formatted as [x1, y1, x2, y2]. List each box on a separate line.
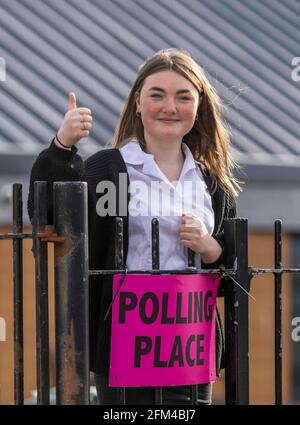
[151, 218, 163, 405]
[152, 218, 160, 271]
[187, 248, 195, 268]
[115, 217, 126, 405]
[187, 249, 197, 404]
[13, 184, 24, 405]
[53, 182, 89, 405]
[115, 217, 124, 270]
[190, 382, 198, 405]
[224, 218, 250, 405]
[274, 219, 282, 405]
[33, 182, 50, 405]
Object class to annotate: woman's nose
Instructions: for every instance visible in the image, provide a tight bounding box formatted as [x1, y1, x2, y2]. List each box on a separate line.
[162, 97, 177, 113]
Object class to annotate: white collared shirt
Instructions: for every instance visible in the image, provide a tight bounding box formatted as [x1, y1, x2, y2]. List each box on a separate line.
[119, 139, 214, 270]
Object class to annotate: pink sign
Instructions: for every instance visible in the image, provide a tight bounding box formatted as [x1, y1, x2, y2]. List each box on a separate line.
[109, 273, 221, 387]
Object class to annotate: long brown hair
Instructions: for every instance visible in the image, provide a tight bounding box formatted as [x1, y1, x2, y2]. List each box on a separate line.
[111, 48, 242, 196]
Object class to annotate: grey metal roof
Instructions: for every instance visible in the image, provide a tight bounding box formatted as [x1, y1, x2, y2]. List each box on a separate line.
[0, 0, 299, 173]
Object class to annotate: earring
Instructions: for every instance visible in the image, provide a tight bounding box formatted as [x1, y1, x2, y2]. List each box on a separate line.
[195, 114, 199, 122]
[136, 111, 141, 117]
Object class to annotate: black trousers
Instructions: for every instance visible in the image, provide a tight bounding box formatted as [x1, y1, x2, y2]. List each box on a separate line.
[94, 373, 212, 405]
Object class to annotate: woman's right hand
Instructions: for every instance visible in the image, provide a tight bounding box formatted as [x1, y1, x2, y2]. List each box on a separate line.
[56, 92, 93, 149]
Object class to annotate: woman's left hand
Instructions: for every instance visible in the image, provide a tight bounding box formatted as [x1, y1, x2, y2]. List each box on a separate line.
[179, 212, 222, 263]
[179, 212, 209, 253]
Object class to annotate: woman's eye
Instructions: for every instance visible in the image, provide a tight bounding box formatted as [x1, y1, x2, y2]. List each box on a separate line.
[179, 97, 191, 101]
[150, 94, 162, 98]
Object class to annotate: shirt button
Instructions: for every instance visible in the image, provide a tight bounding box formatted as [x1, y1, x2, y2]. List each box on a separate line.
[70, 163, 74, 169]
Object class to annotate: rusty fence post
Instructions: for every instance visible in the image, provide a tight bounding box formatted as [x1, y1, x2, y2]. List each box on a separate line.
[13, 183, 24, 405]
[274, 219, 282, 405]
[224, 218, 250, 405]
[114, 217, 126, 405]
[34, 181, 50, 404]
[53, 182, 89, 405]
[151, 218, 163, 405]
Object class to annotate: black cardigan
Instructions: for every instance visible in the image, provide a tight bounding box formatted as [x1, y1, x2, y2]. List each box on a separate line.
[28, 140, 236, 376]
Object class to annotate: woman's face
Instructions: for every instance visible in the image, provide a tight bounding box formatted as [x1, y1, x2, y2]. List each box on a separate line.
[135, 70, 199, 144]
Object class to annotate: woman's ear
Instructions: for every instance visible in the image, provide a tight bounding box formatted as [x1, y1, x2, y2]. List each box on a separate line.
[198, 95, 203, 106]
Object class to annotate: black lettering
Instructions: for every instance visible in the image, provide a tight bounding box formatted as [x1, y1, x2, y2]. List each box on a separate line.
[168, 336, 184, 367]
[186, 335, 195, 366]
[119, 292, 137, 323]
[194, 292, 203, 323]
[196, 334, 205, 365]
[139, 292, 159, 324]
[161, 293, 175, 324]
[176, 293, 187, 323]
[204, 291, 213, 322]
[188, 292, 193, 323]
[154, 336, 168, 367]
[134, 336, 152, 367]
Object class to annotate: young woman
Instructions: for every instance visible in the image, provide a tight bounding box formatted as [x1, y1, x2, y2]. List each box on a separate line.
[28, 48, 241, 405]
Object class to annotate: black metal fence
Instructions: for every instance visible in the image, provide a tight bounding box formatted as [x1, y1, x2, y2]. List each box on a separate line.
[0, 182, 296, 405]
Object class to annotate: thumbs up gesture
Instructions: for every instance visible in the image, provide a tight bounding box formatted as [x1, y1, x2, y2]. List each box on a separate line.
[56, 92, 93, 149]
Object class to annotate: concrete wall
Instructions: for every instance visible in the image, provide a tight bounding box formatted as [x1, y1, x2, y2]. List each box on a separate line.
[238, 183, 300, 232]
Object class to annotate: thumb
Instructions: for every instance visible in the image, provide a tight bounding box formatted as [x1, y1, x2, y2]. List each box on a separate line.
[68, 92, 77, 110]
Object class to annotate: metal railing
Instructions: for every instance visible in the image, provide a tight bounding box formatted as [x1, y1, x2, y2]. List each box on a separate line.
[0, 182, 294, 404]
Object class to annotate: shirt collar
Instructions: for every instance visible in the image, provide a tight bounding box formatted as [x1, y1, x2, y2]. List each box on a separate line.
[120, 138, 201, 173]
[119, 138, 151, 165]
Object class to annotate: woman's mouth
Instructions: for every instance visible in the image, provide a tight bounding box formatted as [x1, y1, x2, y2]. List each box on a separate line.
[158, 119, 179, 123]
